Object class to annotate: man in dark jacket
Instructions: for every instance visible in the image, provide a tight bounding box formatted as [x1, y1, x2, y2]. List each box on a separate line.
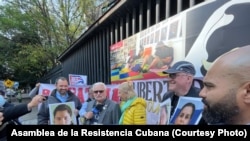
[37, 77, 82, 125]
[0, 94, 45, 140]
[84, 82, 121, 125]
[161, 61, 206, 125]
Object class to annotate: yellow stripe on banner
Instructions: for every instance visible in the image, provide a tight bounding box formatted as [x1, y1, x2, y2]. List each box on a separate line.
[120, 68, 130, 73]
[156, 72, 168, 77]
[111, 75, 120, 81]
[129, 75, 143, 79]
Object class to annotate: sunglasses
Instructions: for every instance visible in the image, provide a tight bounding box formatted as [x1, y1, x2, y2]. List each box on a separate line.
[169, 73, 188, 79]
[93, 90, 104, 94]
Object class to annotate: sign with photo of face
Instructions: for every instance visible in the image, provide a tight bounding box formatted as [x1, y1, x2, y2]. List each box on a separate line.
[49, 102, 77, 125]
[169, 96, 203, 125]
[158, 98, 171, 125]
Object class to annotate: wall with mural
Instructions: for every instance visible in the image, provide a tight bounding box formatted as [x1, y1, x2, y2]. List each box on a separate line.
[108, 0, 250, 124]
[110, 0, 250, 83]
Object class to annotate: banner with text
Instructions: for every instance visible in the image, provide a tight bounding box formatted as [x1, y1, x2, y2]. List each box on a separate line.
[38, 78, 168, 124]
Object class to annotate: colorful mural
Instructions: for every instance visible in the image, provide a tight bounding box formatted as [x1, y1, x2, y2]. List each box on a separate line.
[110, 0, 250, 83]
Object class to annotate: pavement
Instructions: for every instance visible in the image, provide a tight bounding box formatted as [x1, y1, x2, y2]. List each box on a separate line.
[11, 94, 38, 125]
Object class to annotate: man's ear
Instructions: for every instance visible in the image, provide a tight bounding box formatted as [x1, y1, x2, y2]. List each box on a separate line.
[188, 75, 194, 82]
[243, 82, 250, 103]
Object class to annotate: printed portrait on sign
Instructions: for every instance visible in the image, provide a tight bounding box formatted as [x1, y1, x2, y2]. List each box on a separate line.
[170, 96, 203, 125]
[49, 102, 77, 125]
[158, 98, 171, 125]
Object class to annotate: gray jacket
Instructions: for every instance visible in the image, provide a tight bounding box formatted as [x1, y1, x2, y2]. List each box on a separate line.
[84, 99, 121, 125]
[37, 89, 82, 125]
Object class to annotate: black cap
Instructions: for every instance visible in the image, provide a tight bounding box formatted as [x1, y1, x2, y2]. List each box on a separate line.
[162, 61, 196, 75]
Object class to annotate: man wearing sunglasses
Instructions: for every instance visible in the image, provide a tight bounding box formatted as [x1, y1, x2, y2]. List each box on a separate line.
[83, 82, 121, 125]
[161, 61, 206, 124]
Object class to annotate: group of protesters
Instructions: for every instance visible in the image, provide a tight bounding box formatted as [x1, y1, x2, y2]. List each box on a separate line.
[0, 44, 250, 140]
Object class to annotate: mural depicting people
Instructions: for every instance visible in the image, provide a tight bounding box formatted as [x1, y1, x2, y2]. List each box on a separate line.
[140, 41, 173, 73]
[127, 45, 145, 72]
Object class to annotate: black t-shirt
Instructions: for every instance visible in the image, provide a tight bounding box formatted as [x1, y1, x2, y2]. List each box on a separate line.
[161, 86, 207, 125]
[162, 86, 200, 115]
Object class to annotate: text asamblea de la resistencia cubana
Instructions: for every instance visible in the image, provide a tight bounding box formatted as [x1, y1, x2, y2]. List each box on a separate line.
[10, 128, 247, 138]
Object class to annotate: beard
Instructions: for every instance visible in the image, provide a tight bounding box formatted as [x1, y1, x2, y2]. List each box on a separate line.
[59, 89, 67, 95]
[202, 88, 239, 124]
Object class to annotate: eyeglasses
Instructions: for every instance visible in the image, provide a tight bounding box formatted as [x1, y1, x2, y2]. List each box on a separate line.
[169, 73, 188, 79]
[93, 90, 104, 94]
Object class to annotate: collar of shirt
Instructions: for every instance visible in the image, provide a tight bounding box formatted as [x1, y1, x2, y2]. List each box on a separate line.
[56, 91, 69, 102]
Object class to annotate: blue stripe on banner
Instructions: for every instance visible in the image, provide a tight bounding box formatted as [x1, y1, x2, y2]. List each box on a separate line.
[119, 73, 129, 79]
[111, 69, 120, 76]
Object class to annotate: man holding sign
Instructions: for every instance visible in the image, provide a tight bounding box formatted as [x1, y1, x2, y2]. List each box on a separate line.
[37, 77, 82, 125]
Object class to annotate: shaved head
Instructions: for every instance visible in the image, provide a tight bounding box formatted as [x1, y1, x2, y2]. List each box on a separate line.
[200, 45, 250, 124]
[209, 45, 250, 85]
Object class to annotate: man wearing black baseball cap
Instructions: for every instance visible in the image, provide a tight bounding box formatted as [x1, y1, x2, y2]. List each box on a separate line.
[162, 61, 196, 75]
[161, 61, 206, 125]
